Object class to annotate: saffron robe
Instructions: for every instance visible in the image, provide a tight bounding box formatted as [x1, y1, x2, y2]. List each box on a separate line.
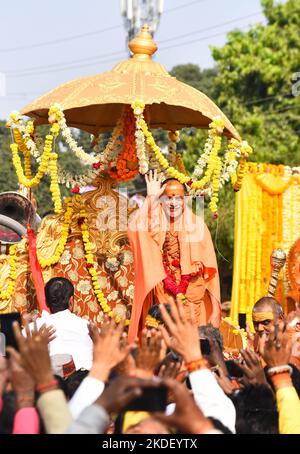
[127, 196, 221, 342]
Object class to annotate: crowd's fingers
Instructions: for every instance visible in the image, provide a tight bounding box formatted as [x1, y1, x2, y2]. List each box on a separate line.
[159, 303, 176, 334]
[6, 346, 22, 366]
[12, 321, 25, 351]
[240, 349, 258, 367]
[149, 329, 162, 351]
[159, 325, 172, 349]
[140, 328, 148, 349]
[116, 317, 126, 336]
[24, 321, 33, 340]
[88, 321, 100, 343]
[168, 300, 182, 326]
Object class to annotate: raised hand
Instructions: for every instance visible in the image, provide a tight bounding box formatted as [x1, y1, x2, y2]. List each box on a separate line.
[214, 367, 235, 396]
[238, 348, 269, 387]
[38, 324, 56, 344]
[135, 328, 163, 378]
[145, 169, 166, 198]
[8, 320, 53, 386]
[7, 348, 35, 409]
[159, 301, 202, 363]
[258, 321, 292, 368]
[158, 359, 182, 380]
[88, 317, 134, 382]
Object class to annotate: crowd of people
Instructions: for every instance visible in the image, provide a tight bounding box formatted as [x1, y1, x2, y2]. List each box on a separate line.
[0, 277, 299, 435]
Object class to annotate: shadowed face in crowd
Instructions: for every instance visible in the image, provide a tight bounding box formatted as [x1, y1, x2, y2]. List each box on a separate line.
[252, 297, 284, 337]
[161, 180, 185, 220]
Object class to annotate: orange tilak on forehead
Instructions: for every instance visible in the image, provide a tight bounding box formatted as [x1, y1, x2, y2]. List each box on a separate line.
[163, 181, 185, 197]
[252, 311, 274, 322]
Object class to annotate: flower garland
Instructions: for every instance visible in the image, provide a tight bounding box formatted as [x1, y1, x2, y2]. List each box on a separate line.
[0, 245, 17, 300]
[220, 138, 239, 185]
[108, 106, 139, 181]
[12, 129, 33, 179]
[132, 102, 237, 215]
[231, 142, 253, 191]
[191, 127, 216, 180]
[255, 173, 293, 195]
[48, 104, 97, 165]
[134, 104, 149, 174]
[49, 152, 62, 212]
[168, 131, 180, 167]
[10, 133, 54, 188]
[209, 156, 222, 217]
[175, 152, 188, 175]
[38, 197, 73, 268]
[79, 203, 129, 323]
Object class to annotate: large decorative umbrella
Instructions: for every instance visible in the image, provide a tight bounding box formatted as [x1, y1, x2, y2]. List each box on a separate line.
[21, 25, 240, 139]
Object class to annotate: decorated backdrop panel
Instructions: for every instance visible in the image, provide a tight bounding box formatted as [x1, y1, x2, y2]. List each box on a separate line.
[231, 163, 300, 326]
[5, 238, 134, 324]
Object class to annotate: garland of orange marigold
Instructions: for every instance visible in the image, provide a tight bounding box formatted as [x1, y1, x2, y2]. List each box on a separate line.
[108, 106, 138, 181]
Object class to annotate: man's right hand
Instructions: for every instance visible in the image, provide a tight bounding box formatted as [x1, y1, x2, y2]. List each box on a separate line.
[145, 170, 166, 198]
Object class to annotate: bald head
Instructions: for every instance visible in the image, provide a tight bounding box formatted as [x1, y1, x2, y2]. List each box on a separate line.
[162, 178, 186, 196]
[161, 178, 185, 220]
[252, 296, 284, 335]
[253, 297, 284, 316]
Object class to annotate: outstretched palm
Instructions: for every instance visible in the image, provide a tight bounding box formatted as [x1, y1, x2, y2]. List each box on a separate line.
[145, 169, 166, 198]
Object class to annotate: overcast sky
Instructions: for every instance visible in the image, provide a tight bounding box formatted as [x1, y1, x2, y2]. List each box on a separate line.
[0, 0, 267, 119]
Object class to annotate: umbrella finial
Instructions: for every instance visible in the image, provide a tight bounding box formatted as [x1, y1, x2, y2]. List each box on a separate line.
[129, 24, 158, 60]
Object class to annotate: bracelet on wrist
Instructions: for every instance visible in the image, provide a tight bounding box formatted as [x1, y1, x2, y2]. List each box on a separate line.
[270, 372, 293, 390]
[267, 365, 293, 377]
[36, 379, 58, 394]
[185, 358, 208, 373]
[16, 394, 34, 405]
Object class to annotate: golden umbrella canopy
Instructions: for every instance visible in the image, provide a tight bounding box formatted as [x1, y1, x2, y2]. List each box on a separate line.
[21, 24, 240, 140]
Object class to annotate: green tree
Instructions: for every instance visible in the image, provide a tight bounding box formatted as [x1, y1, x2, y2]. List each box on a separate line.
[170, 64, 218, 99]
[171, 0, 300, 297]
[212, 0, 300, 165]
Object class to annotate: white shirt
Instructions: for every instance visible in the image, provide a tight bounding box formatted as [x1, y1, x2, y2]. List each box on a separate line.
[189, 368, 236, 433]
[68, 376, 105, 419]
[26, 309, 93, 371]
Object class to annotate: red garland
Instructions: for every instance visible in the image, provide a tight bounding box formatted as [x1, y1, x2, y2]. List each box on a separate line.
[163, 262, 191, 296]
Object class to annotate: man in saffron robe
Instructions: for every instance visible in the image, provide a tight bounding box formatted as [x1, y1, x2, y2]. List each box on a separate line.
[128, 170, 221, 342]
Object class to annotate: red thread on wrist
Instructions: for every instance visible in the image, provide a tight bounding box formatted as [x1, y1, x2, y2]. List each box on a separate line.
[271, 372, 292, 390]
[185, 358, 208, 373]
[36, 379, 58, 394]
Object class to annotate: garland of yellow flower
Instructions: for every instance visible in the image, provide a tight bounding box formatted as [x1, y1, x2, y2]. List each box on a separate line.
[38, 198, 73, 268]
[9, 115, 62, 213]
[231, 159, 247, 191]
[132, 101, 231, 215]
[209, 156, 222, 216]
[10, 121, 59, 188]
[133, 108, 224, 189]
[13, 129, 32, 179]
[49, 152, 62, 213]
[255, 173, 293, 195]
[0, 245, 17, 300]
[79, 205, 129, 324]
